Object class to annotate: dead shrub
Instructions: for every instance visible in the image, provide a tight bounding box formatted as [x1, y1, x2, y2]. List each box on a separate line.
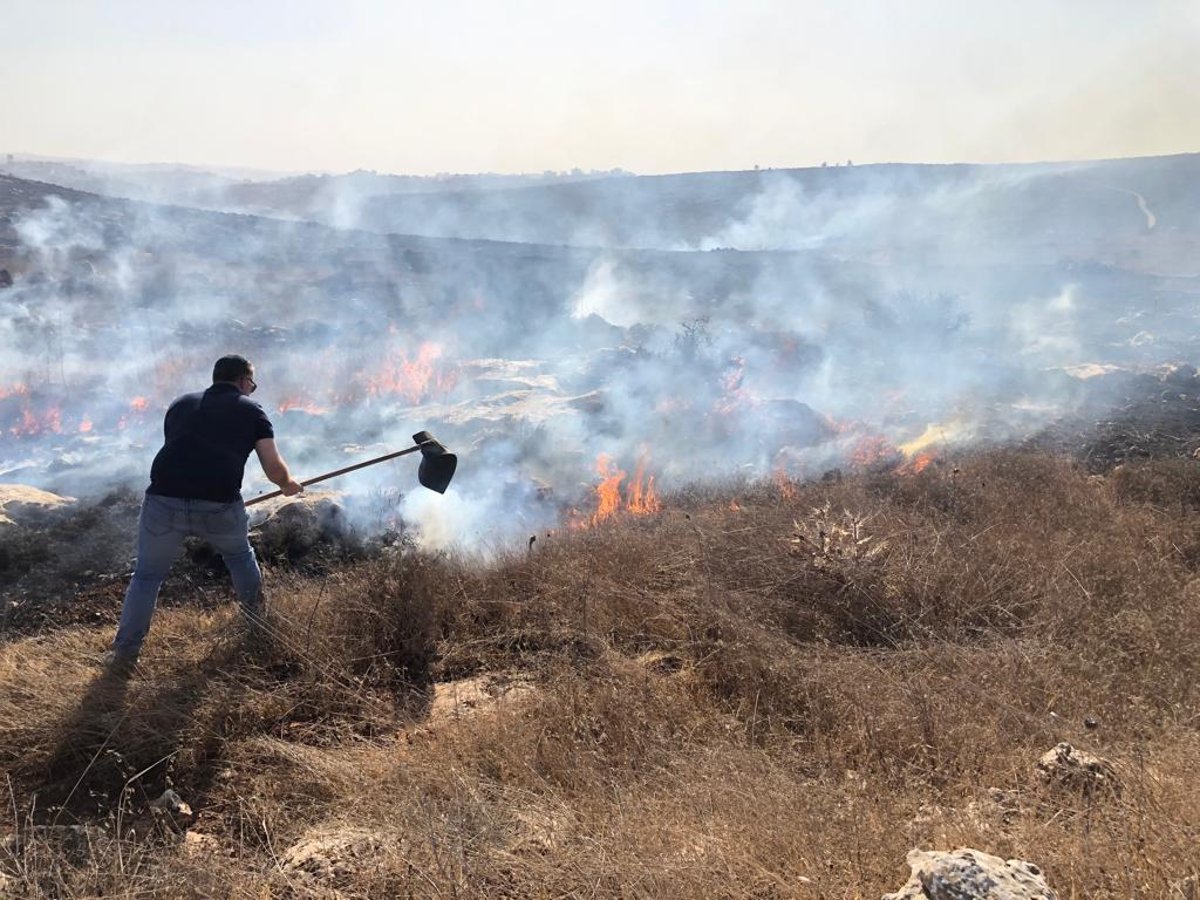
[1107, 458, 1200, 513]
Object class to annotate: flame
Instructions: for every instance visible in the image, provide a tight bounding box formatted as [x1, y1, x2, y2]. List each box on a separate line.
[114, 395, 154, 431]
[897, 450, 938, 476]
[729, 499, 742, 512]
[0, 383, 30, 401]
[581, 453, 662, 526]
[360, 342, 459, 405]
[625, 457, 661, 515]
[593, 454, 624, 523]
[773, 468, 798, 500]
[823, 413, 855, 435]
[891, 420, 970, 475]
[897, 423, 943, 457]
[9, 405, 62, 437]
[278, 397, 329, 415]
[850, 434, 901, 471]
[79, 417, 93, 433]
[714, 356, 750, 415]
[818, 411, 958, 477]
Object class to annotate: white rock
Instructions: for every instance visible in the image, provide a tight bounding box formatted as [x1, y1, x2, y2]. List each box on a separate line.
[1035, 742, 1120, 795]
[150, 788, 193, 819]
[0, 484, 75, 526]
[252, 491, 349, 553]
[181, 830, 221, 857]
[281, 827, 383, 881]
[884, 848, 1057, 900]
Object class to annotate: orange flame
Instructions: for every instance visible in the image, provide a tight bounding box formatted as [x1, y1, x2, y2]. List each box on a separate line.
[582, 454, 662, 526]
[850, 434, 901, 471]
[79, 417, 93, 433]
[593, 454, 624, 524]
[114, 396, 153, 431]
[714, 356, 750, 415]
[773, 468, 798, 500]
[626, 457, 661, 515]
[361, 342, 459, 405]
[278, 397, 329, 415]
[897, 450, 938, 476]
[9, 405, 62, 437]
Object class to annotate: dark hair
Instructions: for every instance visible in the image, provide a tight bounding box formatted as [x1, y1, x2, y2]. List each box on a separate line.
[212, 355, 253, 383]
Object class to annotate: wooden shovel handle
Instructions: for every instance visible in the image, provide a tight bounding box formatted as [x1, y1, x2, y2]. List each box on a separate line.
[245, 444, 423, 507]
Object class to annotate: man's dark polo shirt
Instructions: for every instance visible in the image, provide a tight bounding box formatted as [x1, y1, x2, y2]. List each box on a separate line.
[147, 383, 274, 503]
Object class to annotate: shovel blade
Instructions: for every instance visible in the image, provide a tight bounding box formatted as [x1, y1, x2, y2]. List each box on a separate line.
[413, 431, 458, 494]
[418, 453, 457, 494]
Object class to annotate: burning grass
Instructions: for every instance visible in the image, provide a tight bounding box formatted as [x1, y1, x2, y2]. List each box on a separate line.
[1, 448, 1199, 897]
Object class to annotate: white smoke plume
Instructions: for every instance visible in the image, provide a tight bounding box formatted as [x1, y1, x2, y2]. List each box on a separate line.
[0, 155, 1196, 551]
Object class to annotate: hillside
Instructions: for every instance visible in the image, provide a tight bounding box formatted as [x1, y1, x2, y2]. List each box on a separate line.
[338, 154, 1200, 275]
[3, 170, 1199, 534]
[9, 153, 1200, 277]
[0, 156, 630, 213]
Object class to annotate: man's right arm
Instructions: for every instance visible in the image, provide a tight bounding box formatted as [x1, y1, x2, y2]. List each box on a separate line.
[255, 439, 304, 496]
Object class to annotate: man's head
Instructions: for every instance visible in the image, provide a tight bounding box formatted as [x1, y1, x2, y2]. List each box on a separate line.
[212, 355, 256, 395]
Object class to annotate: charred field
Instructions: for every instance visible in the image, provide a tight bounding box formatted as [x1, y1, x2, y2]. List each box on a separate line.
[2, 389, 1200, 896]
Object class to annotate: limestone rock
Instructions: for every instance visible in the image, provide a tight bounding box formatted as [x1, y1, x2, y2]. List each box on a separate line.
[181, 830, 222, 858]
[426, 675, 535, 725]
[0, 484, 75, 526]
[884, 848, 1057, 899]
[281, 827, 383, 882]
[151, 788, 193, 821]
[1035, 742, 1120, 796]
[251, 491, 349, 558]
[127, 790, 195, 838]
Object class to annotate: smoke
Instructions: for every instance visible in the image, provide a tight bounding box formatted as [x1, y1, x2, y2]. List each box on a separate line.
[0, 155, 1195, 552]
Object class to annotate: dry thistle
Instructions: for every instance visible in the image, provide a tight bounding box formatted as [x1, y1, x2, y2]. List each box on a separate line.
[788, 501, 889, 570]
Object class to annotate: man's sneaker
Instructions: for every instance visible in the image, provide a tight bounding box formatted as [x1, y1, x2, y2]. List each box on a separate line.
[100, 649, 139, 678]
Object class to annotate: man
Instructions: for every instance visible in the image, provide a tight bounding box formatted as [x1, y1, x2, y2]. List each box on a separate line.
[110, 355, 303, 670]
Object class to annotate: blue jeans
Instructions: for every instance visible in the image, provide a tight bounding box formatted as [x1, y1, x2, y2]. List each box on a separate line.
[113, 493, 261, 658]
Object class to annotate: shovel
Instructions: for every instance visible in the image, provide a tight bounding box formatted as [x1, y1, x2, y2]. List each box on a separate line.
[245, 431, 457, 507]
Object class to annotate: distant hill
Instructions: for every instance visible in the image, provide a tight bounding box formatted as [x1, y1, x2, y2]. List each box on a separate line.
[7, 153, 1198, 275]
[0, 157, 249, 206]
[210, 169, 634, 220]
[344, 154, 1200, 273]
[0, 155, 633, 224]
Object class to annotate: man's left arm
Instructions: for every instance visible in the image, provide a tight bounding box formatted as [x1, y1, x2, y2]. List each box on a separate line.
[255, 439, 303, 495]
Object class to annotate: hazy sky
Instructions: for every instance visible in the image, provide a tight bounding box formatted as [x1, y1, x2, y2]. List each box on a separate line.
[4, 0, 1198, 175]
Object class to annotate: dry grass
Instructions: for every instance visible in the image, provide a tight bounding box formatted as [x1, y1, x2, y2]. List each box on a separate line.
[1, 449, 1199, 897]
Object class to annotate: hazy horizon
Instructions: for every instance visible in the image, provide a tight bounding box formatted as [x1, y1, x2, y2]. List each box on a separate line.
[6, 147, 1200, 184]
[4, 0, 1198, 177]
